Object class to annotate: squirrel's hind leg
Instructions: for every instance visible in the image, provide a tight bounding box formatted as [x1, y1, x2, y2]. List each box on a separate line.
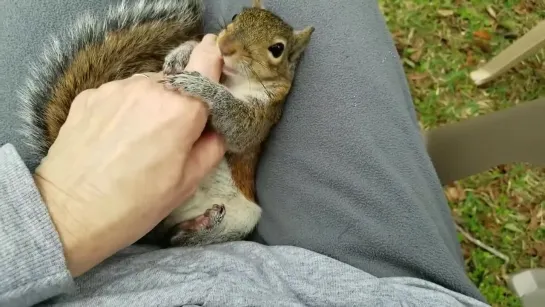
[163, 40, 199, 75]
[168, 196, 262, 247]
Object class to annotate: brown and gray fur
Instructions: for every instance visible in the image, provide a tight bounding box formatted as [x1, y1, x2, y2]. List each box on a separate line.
[19, 0, 314, 247]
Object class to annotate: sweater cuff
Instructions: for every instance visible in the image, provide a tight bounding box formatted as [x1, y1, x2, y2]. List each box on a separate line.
[0, 144, 74, 307]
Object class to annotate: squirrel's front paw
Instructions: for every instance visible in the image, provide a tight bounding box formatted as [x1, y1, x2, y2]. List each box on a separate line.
[162, 71, 246, 153]
[162, 71, 221, 109]
[163, 40, 198, 75]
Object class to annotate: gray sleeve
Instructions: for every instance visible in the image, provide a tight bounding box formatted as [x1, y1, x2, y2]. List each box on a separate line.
[0, 144, 74, 307]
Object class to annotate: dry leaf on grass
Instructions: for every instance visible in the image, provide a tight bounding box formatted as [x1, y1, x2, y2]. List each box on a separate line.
[464, 50, 477, 67]
[410, 49, 424, 62]
[472, 39, 491, 53]
[534, 241, 545, 257]
[445, 184, 467, 202]
[486, 6, 497, 19]
[514, 3, 530, 15]
[528, 214, 539, 232]
[409, 38, 426, 62]
[504, 223, 524, 233]
[482, 214, 501, 233]
[473, 30, 492, 41]
[437, 9, 454, 17]
[408, 72, 429, 81]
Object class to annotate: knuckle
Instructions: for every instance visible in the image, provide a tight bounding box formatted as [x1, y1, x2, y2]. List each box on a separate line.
[126, 78, 159, 96]
[183, 99, 208, 121]
[72, 88, 96, 107]
[97, 80, 122, 93]
[166, 91, 207, 120]
[186, 99, 208, 119]
[77, 88, 96, 99]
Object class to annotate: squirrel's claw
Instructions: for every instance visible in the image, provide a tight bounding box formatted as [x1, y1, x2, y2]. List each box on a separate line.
[163, 40, 199, 75]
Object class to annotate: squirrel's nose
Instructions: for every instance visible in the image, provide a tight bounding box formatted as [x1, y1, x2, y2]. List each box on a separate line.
[219, 43, 236, 57]
[218, 36, 236, 57]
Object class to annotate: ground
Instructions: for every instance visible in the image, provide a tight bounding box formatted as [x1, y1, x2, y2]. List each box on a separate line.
[377, 0, 545, 306]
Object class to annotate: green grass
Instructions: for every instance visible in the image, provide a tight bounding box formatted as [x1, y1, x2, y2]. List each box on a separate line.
[378, 1, 545, 306]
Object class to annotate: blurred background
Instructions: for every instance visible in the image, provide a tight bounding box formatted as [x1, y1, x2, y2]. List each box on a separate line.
[378, 1, 545, 306]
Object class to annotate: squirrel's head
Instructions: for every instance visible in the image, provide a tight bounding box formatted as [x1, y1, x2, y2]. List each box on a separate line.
[217, 0, 314, 83]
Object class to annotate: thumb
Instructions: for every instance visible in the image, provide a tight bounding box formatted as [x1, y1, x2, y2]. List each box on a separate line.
[184, 34, 223, 82]
[181, 131, 226, 193]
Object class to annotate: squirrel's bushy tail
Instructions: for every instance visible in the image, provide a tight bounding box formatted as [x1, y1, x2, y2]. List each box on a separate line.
[18, 0, 204, 162]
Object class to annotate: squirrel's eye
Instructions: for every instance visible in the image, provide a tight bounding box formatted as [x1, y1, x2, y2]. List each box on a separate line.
[231, 14, 238, 21]
[268, 43, 285, 58]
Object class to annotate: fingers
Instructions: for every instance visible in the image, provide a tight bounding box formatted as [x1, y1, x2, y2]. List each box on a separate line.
[180, 131, 226, 195]
[184, 34, 223, 82]
[176, 34, 226, 188]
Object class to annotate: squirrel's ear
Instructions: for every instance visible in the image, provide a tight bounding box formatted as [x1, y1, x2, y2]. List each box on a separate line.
[289, 26, 314, 63]
[252, 0, 264, 9]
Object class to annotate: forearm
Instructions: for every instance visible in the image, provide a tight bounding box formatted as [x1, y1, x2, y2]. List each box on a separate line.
[0, 144, 74, 307]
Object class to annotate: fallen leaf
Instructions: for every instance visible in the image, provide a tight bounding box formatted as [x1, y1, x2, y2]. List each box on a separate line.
[528, 214, 539, 232]
[504, 223, 523, 233]
[535, 241, 545, 255]
[408, 72, 428, 81]
[486, 5, 497, 19]
[537, 208, 543, 219]
[464, 50, 476, 67]
[526, 240, 545, 261]
[413, 37, 425, 48]
[395, 43, 405, 55]
[514, 4, 529, 15]
[407, 28, 415, 43]
[473, 30, 491, 41]
[410, 49, 424, 62]
[482, 214, 501, 232]
[403, 58, 416, 68]
[473, 39, 492, 53]
[437, 9, 455, 17]
[512, 195, 525, 205]
[445, 184, 466, 202]
[526, 246, 538, 257]
[391, 30, 404, 39]
[476, 100, 492, 111]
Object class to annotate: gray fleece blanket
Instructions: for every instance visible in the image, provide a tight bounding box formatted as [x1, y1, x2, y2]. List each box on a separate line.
[0, 0, 487, 305]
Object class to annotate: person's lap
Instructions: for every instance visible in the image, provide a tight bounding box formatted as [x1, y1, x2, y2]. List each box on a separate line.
[0, 0, 484, 302]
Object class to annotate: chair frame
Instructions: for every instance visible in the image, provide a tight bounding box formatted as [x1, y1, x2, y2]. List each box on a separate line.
[470, 20, 545, 86]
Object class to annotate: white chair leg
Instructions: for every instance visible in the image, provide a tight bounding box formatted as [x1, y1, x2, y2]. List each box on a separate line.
[470, 20, 545, 86]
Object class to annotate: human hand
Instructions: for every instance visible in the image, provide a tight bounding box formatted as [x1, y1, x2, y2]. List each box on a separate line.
[33, 34, 224, 277]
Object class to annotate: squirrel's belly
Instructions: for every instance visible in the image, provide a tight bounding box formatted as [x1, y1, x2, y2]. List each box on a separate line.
[162, 157, 253, 229]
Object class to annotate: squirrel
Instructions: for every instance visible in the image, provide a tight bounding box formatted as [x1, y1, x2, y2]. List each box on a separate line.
[18, 0, 314, 247]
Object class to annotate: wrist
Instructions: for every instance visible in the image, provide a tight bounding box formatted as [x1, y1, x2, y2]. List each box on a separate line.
[33, 171, 108, 277]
